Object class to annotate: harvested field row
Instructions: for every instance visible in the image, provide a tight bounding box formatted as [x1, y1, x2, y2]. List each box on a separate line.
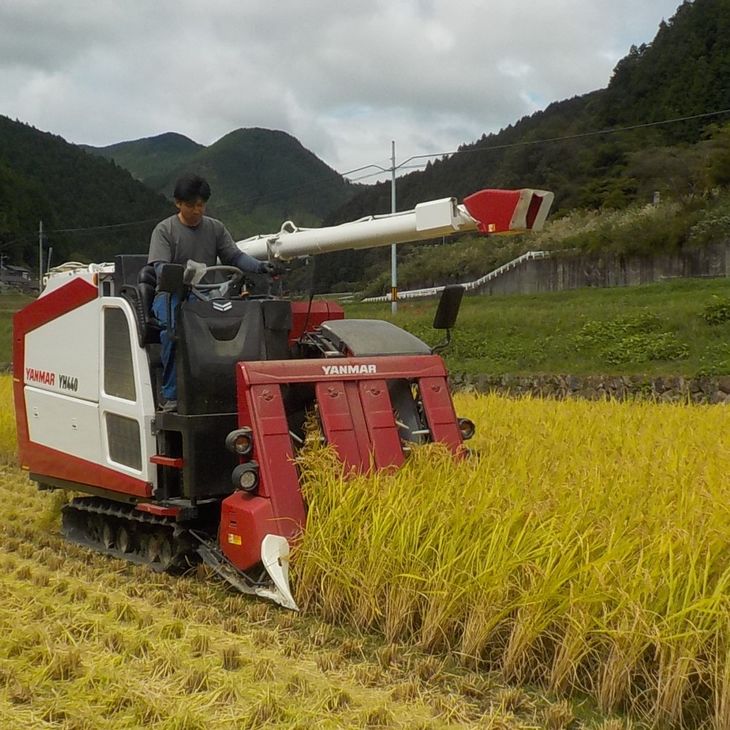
[0, 464, 580, 729]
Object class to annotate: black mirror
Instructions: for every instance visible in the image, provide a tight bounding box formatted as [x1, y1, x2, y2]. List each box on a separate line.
[157, 263, 185, 295]
[432, 285, 464, 330]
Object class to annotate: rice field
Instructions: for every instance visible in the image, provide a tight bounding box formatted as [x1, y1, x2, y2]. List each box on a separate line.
[294, 392, 730, 729]
[2, 373, 729, 727]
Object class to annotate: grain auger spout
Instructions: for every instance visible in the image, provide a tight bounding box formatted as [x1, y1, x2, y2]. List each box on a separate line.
[235, 188, 554, 261]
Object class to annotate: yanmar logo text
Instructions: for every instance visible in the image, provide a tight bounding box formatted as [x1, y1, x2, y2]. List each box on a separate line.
[26, 368, 55, 386]
[321, 364, 377, 376]
[25, 368, 78, 391]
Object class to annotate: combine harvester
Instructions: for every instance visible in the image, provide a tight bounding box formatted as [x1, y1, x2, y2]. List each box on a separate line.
[13, 187, 552, 610]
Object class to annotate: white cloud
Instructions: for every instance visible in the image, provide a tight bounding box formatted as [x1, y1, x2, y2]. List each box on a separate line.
[0, 0, 683, 179]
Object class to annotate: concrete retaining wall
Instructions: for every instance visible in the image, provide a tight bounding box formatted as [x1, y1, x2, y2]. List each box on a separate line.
[473, 242, 730, 296]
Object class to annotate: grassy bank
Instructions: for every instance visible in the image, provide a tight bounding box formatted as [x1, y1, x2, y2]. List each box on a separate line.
[345, 277, 730, 377]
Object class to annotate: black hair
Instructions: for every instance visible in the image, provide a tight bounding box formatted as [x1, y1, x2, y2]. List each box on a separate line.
[173, 174, 211, 203]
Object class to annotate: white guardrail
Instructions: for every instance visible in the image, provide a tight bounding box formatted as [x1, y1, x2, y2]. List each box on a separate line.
[361, 250, 550, 302]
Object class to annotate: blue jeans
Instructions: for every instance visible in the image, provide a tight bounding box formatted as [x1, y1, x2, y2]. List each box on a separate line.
[152, 292, 180, 401]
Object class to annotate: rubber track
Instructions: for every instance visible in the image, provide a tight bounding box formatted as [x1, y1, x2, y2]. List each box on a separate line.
[61, 497, 197, 573]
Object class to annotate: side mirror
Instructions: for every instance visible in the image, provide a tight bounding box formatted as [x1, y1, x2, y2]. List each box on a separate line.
[432, 285, 464, 330]
[157, 263, 185, 295]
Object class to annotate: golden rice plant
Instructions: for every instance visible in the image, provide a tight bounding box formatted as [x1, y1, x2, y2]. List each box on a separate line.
[294, 392, 730, 728]
[0, 374, 16, 464]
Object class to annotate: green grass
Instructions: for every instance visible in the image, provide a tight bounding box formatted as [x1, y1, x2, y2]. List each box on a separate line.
[345, 277, 730, 376]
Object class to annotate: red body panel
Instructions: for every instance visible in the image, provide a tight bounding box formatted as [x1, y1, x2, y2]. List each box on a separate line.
[220, 492, 278, 570]
[288, 300, 344, 345]
[25, 442, 153, 498]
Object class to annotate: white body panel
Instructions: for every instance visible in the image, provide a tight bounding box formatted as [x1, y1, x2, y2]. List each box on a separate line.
[26, 388, 103, 464]
[25, 300, 100, 401]
[23, 292, 158, 487]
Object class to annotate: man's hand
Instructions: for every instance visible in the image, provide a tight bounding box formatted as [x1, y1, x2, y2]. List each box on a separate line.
[258, 261, 286, 276]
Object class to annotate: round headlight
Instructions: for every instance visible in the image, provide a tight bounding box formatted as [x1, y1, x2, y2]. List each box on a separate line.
[232, 462, 259, 492]
[457, 417, 475, 441]
[226, 427, 254, 456]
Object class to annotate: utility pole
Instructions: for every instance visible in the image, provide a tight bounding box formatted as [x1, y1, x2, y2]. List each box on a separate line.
[38, 220, 44, 288]
[390, 140, 397, 315]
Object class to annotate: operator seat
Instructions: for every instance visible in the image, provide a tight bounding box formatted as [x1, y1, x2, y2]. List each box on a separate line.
[120, 264, 162, 346]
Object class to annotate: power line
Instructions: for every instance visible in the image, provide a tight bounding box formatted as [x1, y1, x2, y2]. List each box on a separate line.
[49, 217, 162, 234]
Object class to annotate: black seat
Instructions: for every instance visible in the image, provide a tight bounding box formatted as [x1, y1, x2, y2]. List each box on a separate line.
[121, 264, 162, 346]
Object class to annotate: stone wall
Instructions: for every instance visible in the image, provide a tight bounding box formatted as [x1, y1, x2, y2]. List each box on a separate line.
[450, 372, 730, 404]
[474, 242, 730, 296]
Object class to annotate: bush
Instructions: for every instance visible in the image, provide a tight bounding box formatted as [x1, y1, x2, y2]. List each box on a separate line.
[701, 296, 730, 325]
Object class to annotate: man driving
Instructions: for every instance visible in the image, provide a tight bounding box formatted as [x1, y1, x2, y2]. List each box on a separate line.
[148, 173, 273, 411]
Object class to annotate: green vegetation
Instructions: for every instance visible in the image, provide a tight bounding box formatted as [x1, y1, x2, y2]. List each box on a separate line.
[344, 277, 730, 376]
[0, 294, 30, 365]
[0, 116, 171, 267]
[80, 132, 204, 185]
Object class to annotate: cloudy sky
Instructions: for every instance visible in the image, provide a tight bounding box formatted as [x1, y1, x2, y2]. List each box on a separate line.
[1, 0, 682, 181]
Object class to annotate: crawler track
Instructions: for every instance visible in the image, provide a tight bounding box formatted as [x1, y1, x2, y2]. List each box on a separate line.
[60, 497, 281, 602]
[61, 497, 197, 573]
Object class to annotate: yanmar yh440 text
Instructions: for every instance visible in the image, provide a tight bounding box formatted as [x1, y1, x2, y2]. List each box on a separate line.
[13, 187, 553, 609]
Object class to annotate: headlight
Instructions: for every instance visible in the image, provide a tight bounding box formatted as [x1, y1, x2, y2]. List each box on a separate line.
[225, 427, 254, 456]
[457, 417, 475, 441]
[232, 461, 260, 492]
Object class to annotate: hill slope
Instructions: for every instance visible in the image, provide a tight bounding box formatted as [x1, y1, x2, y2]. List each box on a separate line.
[316, 0, 730, 291]
[82, 132, 204, 188]
[87, 128, 357, 239]
[0, 116, 172, 267]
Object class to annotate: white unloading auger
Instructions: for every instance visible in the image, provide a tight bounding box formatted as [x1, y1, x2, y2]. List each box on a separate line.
[235, 188, 554, 261]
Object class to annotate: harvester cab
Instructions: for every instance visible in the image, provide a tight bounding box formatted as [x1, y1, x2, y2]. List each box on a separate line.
[13, 187, 552, 610]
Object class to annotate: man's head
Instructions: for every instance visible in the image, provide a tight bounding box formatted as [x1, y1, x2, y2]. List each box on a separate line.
[174, 174, 211, 227]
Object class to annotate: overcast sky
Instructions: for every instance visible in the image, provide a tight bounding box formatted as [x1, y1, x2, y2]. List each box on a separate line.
[1, 0, 683, 182]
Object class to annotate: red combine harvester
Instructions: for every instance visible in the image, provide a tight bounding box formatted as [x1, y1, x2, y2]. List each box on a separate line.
[13, 188, 553, 609]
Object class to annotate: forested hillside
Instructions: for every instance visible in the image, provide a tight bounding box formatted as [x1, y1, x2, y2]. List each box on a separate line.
[81, 133, 204, 189]
[87, 128, 358, 239]
[0, 116, 171, 268]
[315, 0, 730, 293]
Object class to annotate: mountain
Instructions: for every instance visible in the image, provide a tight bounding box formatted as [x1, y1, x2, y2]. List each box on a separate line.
[0, 115, 172, 268]
[82, 132, 204, 189]
[314, 0, 730, 292]
[86, 128, 358, 239]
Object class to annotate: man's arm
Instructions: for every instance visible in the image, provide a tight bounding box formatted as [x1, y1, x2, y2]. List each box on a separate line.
[148, 220, 173, 265]
[216, 223, 272, 274]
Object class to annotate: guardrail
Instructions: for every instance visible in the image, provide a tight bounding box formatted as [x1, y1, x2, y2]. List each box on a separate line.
[361, 250, 550, 302]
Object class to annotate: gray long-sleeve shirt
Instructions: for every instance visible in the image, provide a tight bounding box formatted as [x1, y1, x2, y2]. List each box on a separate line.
[148, 214, 261, 273]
